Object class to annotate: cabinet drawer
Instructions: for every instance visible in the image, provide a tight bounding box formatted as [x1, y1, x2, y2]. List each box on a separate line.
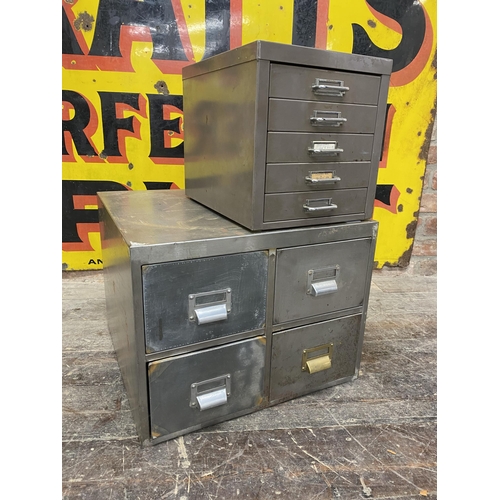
[269, 63, 381, 104]
[265, 162, 371, 193]
[270, 315, 362, 402]
[273, 239, 372, 324]
[264, 189, 367, 222]
[267, 132, 373, 163]
[143, 252, 268, 353]
[268, 99, 378, 134]
[149, 337, 266, 439]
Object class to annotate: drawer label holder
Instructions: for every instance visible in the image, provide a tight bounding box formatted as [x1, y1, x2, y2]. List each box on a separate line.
[307, 266, 340, 296]
[308, 141, 344, 156]
[188, 288, 232, 325]
[310, 110, 347, 127]
[301, 344, 334, 374]
[305, 170, 341, 185]
[190, 374, 231, 411]
[311, 78, 350, 97]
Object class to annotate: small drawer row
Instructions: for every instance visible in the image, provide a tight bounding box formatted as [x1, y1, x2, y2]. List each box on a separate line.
[148, 313, 362, 440]
[142, 239, 372, 354]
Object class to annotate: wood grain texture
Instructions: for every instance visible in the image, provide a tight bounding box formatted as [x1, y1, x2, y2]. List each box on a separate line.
[62, 270, 437, 499]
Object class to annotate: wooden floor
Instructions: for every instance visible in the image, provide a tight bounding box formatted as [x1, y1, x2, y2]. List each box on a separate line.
[62, 269, 437, 499]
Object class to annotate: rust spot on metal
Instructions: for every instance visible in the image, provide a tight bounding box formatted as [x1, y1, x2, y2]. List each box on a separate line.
[406, 219, 417, 239]
[64, 0, 74, 3]
[154, 80, 170, 95]
[328, 25, 333, 30]
[128, 163, 134, 170]
[406, 188, 413, 194]
[74, 12, 94, 32]
[397, 204, 403, 213]
[367, 20, 376, 28]
[99, 151, 108, 159]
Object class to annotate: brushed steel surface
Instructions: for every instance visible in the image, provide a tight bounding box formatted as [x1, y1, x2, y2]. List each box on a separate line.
[270, 314, 362, 402]
[148, 337, 266, 441]
[98, 190, 378, 444]
[269, 63, 381, 104]
[266, 132, 374, 163]
[183, 40, 391, 230]
[182, 40, 393, 80]
[273, 238, 373, 324]
[142, 252, 268, 353]
[264, 189, 367, 222]
[268, 99, 378, 133]
[265, 162, 371, 193]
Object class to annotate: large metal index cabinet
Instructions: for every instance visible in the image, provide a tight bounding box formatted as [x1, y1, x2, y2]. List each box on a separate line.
[99, 190, 378, 446]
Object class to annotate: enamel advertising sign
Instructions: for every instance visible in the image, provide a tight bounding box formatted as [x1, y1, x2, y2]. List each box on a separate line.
[62, 0, 437, 270]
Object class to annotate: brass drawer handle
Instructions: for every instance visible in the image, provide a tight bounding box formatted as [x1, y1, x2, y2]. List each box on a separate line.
[302, 344, 334, 373]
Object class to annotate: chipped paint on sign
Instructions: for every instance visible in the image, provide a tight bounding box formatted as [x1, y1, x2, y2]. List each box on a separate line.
[62, 0, 437, 270]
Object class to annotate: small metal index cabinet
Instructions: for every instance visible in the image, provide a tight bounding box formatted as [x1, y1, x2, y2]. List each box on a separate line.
[99, 190, 378, 446]
[183, 40, 392, 231]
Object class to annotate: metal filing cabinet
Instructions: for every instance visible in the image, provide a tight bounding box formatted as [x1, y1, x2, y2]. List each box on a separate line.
[98, 190, 378, 446]
[183, 40, 392, 231]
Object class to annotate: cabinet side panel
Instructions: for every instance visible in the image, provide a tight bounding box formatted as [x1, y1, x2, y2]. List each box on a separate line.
[99, 199, 149, 442]
[183, 60, 259, 229]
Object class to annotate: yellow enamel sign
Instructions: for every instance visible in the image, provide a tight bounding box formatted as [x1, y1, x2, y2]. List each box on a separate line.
[62, 0, 437, 270]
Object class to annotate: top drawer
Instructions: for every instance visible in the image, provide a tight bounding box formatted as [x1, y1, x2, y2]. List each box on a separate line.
[142, 252, 268, 353]
[269, 63, 381, 105]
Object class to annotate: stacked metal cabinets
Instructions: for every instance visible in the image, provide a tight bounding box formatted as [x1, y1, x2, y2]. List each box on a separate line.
[183, 40, 392, 231]
[98, 191, 378, 446]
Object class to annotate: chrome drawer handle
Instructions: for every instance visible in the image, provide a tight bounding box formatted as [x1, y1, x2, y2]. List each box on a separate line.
[303, 198, 338, 213]
[305, 171, 341, 185]
[188, 288, 231, 325]
[308, 141, 343, 156]
[190, 374, 231, 411]
[307, 266, 339, 296]
[310, 110, 347, 127]
[312, 78, 349, 97]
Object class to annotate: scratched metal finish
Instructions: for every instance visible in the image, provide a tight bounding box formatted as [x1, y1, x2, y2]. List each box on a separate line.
[142, 252, 268, 353]
[62, 270, 437, 499]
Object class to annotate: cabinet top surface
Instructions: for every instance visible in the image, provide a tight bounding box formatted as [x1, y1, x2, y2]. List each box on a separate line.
[182, 40, 393, 80]
[98, 190, 377, 261]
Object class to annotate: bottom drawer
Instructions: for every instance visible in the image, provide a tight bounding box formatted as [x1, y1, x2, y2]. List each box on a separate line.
[270, 314, 362, 402]
[148, 337, 266, 440]
[264, 189, 367, 222]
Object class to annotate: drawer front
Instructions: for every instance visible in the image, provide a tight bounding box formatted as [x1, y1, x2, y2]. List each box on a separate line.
[267, 132, 373, 163]
[270, 315, 362, 402]
[268, 99, 378, 134]
[149, 337, 266, 439]
[143, 252, 268, 353]
[269, 63, 381, 104]
[264, 189, 367, 222]
[265, 162, 371, 193]
[274, 238, 372, 324]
